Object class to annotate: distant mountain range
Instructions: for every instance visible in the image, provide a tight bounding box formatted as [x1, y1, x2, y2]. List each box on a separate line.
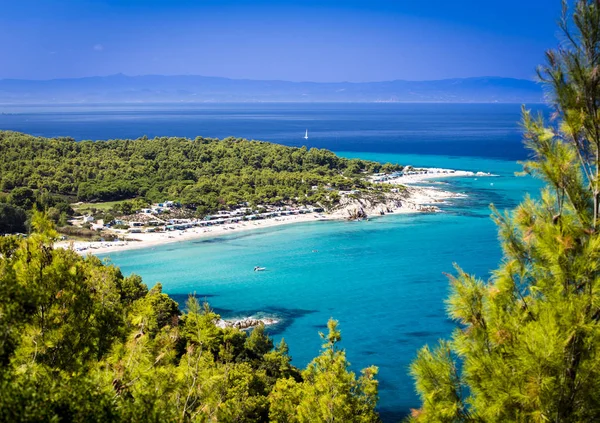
[0, 74, 544, 104]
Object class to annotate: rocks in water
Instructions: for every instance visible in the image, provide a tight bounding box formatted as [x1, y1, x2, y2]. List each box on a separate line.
[401, 202, 439, 213]
[216, 317, 279, 330]
[347, 207, 368, 220]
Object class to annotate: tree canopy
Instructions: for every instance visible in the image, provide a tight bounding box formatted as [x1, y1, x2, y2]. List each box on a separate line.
[409, 1, 600, 421]
[0, 212, 380, 422]
[0, 131, 399, 218]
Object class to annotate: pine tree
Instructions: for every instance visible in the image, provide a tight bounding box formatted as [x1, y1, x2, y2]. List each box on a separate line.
[409, 1, 600, 421]
[268, 319, 379, 423]
[0, 215, 380, 421]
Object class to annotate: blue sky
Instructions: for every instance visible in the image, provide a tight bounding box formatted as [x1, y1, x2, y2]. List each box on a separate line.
[0, 0, 563, 82]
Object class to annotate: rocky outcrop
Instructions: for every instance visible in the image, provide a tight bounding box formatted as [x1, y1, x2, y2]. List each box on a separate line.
[347, 207, 368, 220]
[331, 189, 448, 220]
[215, 317, 279, 330]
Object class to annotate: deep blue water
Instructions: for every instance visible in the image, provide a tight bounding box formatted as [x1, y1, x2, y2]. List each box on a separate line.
[0, 103, 544, 160]
[0, 103, 545, 421]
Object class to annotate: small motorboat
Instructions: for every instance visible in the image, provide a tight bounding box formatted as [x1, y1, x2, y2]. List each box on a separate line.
[254, 266, 266, 272]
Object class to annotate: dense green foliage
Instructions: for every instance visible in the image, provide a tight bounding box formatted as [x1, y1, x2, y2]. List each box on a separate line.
[0, 212, 379, 422]
[0, 131, 399, 217]
[268, 319, 379, 423]
[0, 203, 27, 233]
[409, 2, 600, 421]
[0, 186, 72, 233]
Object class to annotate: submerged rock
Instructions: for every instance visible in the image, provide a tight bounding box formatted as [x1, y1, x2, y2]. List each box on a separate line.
[216, 317, 279, 330]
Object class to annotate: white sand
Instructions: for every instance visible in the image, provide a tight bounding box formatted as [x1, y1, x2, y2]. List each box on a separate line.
[56, 213, 333, 255]
[57, 167, 488, 256]
[378, 168, 494, 185]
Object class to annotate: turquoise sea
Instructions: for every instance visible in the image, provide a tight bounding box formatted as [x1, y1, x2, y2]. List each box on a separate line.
[0, 103, 545, 420]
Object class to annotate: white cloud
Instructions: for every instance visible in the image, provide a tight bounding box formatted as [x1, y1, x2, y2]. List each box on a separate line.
[93, 44, 104, 51]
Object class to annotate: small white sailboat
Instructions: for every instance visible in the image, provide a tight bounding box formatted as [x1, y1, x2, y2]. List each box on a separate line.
[304, 129, 309, 140]
[254, 266, 266, 272]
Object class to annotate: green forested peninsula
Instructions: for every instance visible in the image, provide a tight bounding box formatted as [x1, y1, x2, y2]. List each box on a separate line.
[0, 214, 379, 422]
[0, 130, 397, 210]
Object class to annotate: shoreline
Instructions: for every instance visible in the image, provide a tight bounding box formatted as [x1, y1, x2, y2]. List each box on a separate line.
[57, 203, 433, 256]
[58, 213, 336, 255]
[372, 168, 494, 185]
[56, 167, 486, 256]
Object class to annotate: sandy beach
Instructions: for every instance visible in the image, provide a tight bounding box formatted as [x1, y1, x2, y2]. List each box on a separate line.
[56, 167, 487, 256]
[56, 213, 333, 255]
[374, 168, 495, 185]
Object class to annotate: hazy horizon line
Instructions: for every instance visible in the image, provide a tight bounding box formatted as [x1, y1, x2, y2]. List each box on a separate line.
[0, 73, 538, 84]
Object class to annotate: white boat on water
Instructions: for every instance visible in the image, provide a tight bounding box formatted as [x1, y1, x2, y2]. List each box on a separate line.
[304, 129, 308, 140]
[254, 266, 266, 272]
